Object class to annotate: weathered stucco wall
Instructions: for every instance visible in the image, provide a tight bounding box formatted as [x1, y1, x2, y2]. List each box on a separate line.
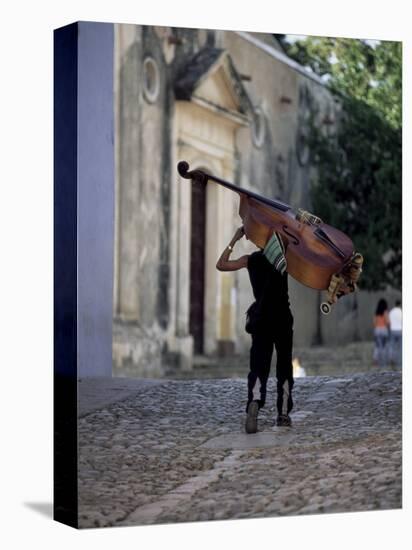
[113, 25, 395, 376]
[221, 32, 342, 352]
[113, 25, 176, 375]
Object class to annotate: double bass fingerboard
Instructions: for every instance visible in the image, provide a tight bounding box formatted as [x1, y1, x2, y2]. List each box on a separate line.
[201, 171, 291, 213]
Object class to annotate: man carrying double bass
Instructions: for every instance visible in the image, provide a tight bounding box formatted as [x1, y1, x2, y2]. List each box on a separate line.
[216, 226, 294, 434]
[178, 159, 362, 434]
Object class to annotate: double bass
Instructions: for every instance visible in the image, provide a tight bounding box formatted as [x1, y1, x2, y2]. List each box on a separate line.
[177, 161, 363, 314]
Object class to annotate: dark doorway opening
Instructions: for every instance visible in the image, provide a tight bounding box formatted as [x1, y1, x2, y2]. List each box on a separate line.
[189, 175, 207, 354]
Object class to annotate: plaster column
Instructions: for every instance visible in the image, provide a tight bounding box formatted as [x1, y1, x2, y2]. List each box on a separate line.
[115, 25, 142, 321]
[172, 141, 194, 368]
[210, 158, 238, 355]
[204, 175, 226, 355]
[222, 158, 238, 348]
[113, 24, 138, 317]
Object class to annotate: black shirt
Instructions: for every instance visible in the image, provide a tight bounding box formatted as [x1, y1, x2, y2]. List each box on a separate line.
[247, 250, 292, 322]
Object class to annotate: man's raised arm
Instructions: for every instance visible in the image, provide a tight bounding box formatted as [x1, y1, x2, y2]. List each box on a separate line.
[216, 226, 249, 272]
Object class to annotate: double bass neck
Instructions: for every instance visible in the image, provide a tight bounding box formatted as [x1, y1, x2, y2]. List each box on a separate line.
[177, 160, 291, 214]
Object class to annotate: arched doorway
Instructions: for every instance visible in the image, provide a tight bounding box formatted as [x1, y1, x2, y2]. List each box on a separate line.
[171, 48, 252, 365]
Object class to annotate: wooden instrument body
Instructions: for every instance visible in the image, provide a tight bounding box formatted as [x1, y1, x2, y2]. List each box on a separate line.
[240, 195, 354, 290]
[177, 161, 355, 291]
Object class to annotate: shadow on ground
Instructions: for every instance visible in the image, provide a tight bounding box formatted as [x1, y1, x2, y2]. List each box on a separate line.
[24, 502, 53, 519]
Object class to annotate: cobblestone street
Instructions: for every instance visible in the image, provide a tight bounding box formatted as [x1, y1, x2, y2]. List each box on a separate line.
[78, 369, 402, 528]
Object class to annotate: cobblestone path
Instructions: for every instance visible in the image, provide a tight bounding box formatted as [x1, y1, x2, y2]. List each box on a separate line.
[78, 370, 401, 528]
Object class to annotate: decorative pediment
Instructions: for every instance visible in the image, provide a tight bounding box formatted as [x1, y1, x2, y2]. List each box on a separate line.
[174, 47, 253, 126]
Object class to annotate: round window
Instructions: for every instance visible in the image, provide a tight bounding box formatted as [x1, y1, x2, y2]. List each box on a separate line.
[143, 57, 160, 104]
[251, 107, 266, 149]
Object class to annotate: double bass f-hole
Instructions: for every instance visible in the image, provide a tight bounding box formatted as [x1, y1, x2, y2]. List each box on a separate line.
[282, 225, 300, 246]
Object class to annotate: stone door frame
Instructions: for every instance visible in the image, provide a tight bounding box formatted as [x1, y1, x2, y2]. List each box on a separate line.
[168, 101, 240, 365]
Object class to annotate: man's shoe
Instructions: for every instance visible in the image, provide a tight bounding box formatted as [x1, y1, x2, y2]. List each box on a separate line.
[245, 400, 259, 434]
[276, 414, 292, 427]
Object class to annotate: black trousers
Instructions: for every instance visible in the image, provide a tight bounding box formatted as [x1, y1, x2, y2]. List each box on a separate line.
[246, 321, 294, 416]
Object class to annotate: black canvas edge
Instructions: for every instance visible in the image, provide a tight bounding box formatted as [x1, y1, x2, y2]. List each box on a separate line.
[53, 22, 79, 529]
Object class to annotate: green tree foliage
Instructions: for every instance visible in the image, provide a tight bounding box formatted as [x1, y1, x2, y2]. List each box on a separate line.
[275, 35, 402, 290]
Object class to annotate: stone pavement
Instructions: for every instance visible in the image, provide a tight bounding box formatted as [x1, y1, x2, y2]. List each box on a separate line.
[78, 369, 402, 529]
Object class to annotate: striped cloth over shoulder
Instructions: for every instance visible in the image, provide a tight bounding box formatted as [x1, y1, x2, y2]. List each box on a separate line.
[263, 231, 287, 274]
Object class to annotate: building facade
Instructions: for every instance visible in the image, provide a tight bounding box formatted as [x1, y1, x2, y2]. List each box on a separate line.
[112, 24, 399, 376]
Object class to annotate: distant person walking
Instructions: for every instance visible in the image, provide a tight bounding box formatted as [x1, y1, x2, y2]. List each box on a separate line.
[373, 298, 390, 368]
[389, 299, 402, 367]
